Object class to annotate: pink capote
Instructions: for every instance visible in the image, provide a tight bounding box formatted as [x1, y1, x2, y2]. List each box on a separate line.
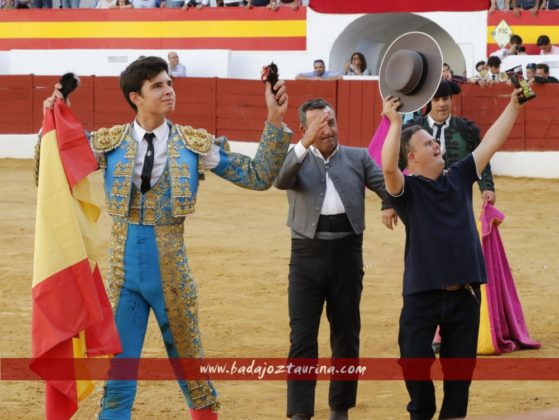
[368, 115, 409, 174]
[368, 116, 391, 168]
[480, 203, 541, 354]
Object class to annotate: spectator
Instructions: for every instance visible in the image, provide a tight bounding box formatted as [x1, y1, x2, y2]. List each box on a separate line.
[525, 62, 536, 84]
[183, 0, 210, 7]
[223, 0, 245, 6]
[442, 62, 467, 84]
[487, 56, 509, 83]
[344, 52, 373, 76]
[61, 0, 80, 8]
[534, 63, 559, 83]
[468, 60, 491, 86]
[542, 0, 559, 9]
[246, 0, 269, 7]
[489, 0, 511, 13]
[111, 0, 132, 7]
[537, 35, 559, 55]
[267, 0, 299, 10]
[491, 34, 526, 60]
[96, 0, 116, 7]
[513, 0, 540, 16]
[295, 59, 342, 81]
[1, 0, 15, 7]
[131, 0, 156, 6]
[167, 52, 187, 78]
[31, 0, 52, 7]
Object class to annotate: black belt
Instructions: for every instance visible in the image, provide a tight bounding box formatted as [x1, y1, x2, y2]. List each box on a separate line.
[316, 213, 353, 233]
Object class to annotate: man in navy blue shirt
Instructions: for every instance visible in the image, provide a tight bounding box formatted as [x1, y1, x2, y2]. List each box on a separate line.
[380, 89, 524, 420]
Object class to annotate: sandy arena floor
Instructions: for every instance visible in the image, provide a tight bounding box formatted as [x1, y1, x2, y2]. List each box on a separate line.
[0, 159, 558, 419]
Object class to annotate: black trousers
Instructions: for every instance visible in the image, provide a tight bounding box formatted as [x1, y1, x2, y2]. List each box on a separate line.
[286, 234, 363, 417]
[399, 287, 481, 420]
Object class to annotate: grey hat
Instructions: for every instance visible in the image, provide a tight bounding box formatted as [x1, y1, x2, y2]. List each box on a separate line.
[379, 32, 443, 113]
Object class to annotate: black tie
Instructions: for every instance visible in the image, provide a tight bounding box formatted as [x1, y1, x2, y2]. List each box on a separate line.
[492, 74, 496, 81]
[433, 123, 445, 145]
[140, 132, 156, 194]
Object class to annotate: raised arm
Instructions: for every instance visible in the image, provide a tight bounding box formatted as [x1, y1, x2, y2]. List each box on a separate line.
[274, 110, 329, 190]
[380, 96, 405, 196]
[210, 80, 292, 190]
[472, 89, 523, 174]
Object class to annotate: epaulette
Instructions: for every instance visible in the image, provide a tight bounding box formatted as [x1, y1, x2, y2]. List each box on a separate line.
[91, 124, 128, 153]
[176, 125, 214, 156]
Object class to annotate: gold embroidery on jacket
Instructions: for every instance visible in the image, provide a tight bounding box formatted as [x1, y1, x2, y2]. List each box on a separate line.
[155, 225, 219, 410]
[91, 124, 128, 153]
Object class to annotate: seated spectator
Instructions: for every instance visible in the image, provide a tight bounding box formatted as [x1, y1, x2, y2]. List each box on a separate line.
[469, 60, 491, 85]
[61, 0, 80, 8]
[223, 0, 245, 6]
[442, 62, 468, 84]
[513, 0, 540, 16]
[131, 0, 156, 7]
[295, 59, 342, 81]
[96, 0, 116, 7]
[537, 35, 559, 55]
[491, 34, 526, 60]
[534, 63, 559, 83]
[267, 0, 299, 10]
[525, 62, 536, 84]
[246, 0, 269, 7]
[168, 51, 187, 78]
[344, 52, 373, 76]
[490, 0, 511, 13]
[542, 0, 559, 9]
[111, 0, 132, 7]
[31, 0, 52, 7]
[487, 56, 509, 83]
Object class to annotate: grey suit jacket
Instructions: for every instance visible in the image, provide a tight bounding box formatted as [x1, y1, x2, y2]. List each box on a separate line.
[274, 145, 389, 239]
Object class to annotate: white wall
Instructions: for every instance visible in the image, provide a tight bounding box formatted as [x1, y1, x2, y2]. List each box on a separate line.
[8, 49, 232, 77]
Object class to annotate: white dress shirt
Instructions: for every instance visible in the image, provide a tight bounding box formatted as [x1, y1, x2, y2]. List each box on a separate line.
[293, 140, 346, 215]
[132, 120, 220, 189]
[427, 114, 451, 156]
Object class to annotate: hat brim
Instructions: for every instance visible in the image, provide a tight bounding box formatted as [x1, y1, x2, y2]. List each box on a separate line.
[379, 32, 443, 114]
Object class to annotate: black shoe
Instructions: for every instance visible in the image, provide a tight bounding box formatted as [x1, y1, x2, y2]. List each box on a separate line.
[329, 410, 348, 420]
[291, 414, 311, 420]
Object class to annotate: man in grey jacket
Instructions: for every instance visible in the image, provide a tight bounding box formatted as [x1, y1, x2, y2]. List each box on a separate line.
[274, 98, 397, 420]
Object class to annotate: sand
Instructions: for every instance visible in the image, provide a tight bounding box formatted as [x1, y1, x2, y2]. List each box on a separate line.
[1, 159, 557, 419]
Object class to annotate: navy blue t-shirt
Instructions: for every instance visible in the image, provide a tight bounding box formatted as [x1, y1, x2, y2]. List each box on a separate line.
[388, 154, 487, 295]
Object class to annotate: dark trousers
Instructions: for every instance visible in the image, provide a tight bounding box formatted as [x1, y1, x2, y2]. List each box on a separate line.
[286, 234, 363, 417]
[399, 287, 481, 420]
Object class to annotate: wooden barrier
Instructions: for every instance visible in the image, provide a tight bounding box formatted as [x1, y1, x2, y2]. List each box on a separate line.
[0, 75, 558, 151]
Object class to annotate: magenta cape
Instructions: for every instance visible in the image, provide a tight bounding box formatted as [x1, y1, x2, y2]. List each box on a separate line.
[477, 203, 541, 354]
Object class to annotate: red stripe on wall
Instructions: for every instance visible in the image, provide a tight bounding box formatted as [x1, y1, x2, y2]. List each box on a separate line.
[0, 37, 306, 51]
[0, 7, 306, 22]
[309, 0, 489, 13]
